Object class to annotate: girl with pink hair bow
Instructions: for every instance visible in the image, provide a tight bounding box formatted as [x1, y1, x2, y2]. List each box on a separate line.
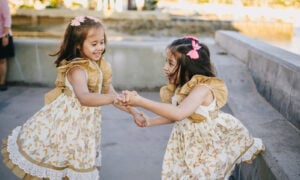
[118, 36, 265, 179]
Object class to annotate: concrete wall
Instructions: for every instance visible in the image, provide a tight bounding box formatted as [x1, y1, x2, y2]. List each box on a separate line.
[7, 38, 168, 90]
[215, 30, 300, 130]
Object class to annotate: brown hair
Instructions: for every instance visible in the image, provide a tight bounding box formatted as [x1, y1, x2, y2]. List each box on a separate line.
[50, 16, 107, 67]
[167, 37, 216, 87]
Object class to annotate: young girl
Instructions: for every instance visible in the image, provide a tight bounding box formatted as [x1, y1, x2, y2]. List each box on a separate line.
[2, 16, 141, 180]
[119, 36, 265, 179]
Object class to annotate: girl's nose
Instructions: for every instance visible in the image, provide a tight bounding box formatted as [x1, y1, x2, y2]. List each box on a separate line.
[163, 63, 168, 70]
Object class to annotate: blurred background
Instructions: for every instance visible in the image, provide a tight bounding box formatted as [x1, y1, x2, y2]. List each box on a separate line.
[7, 0, 300, 55]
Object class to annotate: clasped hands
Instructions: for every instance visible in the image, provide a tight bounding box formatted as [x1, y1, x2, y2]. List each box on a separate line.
[114, 90, 148, 127]
[115, 90, 138, 106]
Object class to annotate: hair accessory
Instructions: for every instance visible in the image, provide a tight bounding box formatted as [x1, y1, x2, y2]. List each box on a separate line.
[70, 16, 85, 26]
[183, 35, 199, 42]
[187, 40, 201, 59]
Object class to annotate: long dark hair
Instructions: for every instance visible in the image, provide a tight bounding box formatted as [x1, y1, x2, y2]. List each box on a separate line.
[50, 16, 107, 67]
[167, 36, 216, 87]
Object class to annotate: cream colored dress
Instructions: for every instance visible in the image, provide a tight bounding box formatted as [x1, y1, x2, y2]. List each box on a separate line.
[161, 75, 265, 180]
[2, 59, 108, 180]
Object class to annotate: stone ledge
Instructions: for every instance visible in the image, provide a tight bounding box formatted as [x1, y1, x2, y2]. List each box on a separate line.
[215, 30, 300, 129]
[214, 31, 300, 180]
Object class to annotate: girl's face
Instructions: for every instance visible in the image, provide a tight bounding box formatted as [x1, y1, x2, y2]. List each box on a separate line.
[78, 27, 105, 61]
[163, 49, 179, 84]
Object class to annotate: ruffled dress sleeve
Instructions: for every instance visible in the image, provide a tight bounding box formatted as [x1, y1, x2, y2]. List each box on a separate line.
[44, 58, 100, 104]
[176, 75, 228, 122]
[178, 75, 228, 109]
[160, 84, 176, 104]
[99, 58, 112, 94]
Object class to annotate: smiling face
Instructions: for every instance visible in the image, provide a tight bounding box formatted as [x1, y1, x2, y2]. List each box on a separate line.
[163, 48, 180, 84]
[78, 27, 105, 61]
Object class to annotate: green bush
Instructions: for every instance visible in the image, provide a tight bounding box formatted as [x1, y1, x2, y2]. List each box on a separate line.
[144, 0, 158, 10]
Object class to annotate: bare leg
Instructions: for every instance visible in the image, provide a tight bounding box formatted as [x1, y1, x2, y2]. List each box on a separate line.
[0, 58, 7, 90]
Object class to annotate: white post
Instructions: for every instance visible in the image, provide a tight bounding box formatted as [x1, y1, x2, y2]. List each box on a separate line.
[96, 0, 102, 11]
[115, 0, 123, 12]
[135, 0, 144, 11]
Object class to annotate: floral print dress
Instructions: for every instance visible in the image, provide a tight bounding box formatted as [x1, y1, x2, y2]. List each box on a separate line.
[161, 75, 265, 180]
[2, 59, 105, 180]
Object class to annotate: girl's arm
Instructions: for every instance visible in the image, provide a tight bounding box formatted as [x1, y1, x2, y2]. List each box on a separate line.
[68, 66, 115, 106]
[145, 115, 174, 127]
[123, 85, 213, 122]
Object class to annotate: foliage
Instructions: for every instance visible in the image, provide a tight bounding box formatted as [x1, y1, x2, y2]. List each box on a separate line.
[144, 0, 158, 10]
[19, 4, 34, 9]
[46, 0, 61, 8]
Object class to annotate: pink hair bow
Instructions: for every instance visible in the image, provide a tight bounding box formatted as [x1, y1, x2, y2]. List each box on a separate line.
[183, 35, 199, 42]
[70, 16, 85, 26]
[187, 40, 201, 59]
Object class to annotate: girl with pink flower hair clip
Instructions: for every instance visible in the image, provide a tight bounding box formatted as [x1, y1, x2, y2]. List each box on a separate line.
[70, 16, 100, 26]
[117, 36, 265, 179]
[2, 15, 144, 180]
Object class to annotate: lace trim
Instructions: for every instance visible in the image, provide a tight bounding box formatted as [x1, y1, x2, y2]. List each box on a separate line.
[239, 138, 265, 163]
[223, 138, 265, 179]
[7, 126, 100, 180]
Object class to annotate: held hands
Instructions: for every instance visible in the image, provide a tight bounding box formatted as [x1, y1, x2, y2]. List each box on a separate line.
[115, 90, 139, 106]
[132, 111, 149, 128]
[114, 90, 149, 127]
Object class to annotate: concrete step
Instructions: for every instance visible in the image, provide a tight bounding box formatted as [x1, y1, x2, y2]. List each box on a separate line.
[210, 42, 300, 180]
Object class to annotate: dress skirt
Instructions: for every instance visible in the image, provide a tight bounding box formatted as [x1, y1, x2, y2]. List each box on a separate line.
[2, 93, 102, 180]
[162, 112, 265, 180]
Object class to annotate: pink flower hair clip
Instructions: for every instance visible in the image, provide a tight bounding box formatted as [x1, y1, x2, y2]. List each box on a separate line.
[187, 40, 201, 60]
[70, 16, 85, 26]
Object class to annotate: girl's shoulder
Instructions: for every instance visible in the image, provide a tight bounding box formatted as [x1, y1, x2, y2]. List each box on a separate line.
[57, 58, 99, 72]
[179, 75, 228, 109]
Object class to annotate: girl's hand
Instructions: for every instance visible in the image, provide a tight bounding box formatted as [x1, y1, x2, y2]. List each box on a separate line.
[113, 94, 126, 106]
[2, 36, 9, 47]
[125, 105, 149, 128]
[133, 112, 149, 128]
[120, 90, 139, 106]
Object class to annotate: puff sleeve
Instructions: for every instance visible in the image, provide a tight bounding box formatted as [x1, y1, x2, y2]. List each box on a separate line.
[99, 58, 112, 94]
[178, 75, 228, 110]
[44, 58, 100, 104]
[160, 84, 176, 104]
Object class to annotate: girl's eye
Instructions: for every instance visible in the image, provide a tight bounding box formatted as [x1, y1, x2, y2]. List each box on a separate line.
[169, 61, 175, 66]
[166, 58, 172, 64]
